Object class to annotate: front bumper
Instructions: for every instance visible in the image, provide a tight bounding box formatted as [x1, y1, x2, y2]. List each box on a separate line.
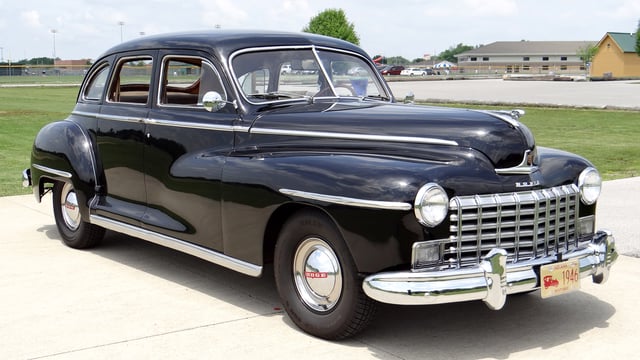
[363, 230, 618, 310]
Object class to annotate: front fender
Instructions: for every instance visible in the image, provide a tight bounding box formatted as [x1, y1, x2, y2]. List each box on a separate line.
[31, 120, 99, 220]
[221, 149, 499, 273]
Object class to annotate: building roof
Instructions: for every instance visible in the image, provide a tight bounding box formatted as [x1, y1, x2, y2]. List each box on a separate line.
[456, 41, 596, 57]
[603, 32, 637, 53]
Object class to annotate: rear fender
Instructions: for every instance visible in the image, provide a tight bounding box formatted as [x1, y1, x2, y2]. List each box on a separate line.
[30, 120, 99, 221]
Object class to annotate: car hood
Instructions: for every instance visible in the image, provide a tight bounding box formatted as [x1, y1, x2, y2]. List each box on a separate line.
[249, 101, 535, 169]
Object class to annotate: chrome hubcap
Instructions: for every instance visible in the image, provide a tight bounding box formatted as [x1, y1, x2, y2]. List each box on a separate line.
[60, 183, 80, 231]
[293, 237, 342, 312]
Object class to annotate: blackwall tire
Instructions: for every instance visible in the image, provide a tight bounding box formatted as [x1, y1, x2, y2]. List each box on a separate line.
[274, 210, 376, 340]
[52, 181, 104, 249]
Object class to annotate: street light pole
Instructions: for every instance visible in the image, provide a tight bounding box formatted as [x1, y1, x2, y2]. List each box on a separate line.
[118, 21, 125, 43]
[51, 29, 57, 59]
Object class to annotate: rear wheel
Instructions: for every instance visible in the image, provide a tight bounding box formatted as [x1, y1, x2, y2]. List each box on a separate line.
[274, 210, 376, 340]
[53, 181, 104, 249]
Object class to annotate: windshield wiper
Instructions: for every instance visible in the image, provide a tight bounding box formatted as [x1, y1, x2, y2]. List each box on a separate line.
[363, 94, 391, 101]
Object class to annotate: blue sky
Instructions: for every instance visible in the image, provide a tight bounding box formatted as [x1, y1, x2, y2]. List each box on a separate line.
[1, 0, 638, 61]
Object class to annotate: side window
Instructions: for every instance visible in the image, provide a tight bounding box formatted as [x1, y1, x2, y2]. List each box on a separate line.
[238, 69, 270, 95]
[108, 57, 153, 104]
[83, 65, 110, 101]
[160, 56, 226, 107]
[277, 60, 321, 96]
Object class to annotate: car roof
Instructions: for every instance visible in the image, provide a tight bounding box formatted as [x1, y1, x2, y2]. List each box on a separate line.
[99, 30, 367, 61]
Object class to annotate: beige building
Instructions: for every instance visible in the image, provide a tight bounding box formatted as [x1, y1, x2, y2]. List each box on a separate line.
[455, 41, 595, 74]
[590, 32, 640, 78]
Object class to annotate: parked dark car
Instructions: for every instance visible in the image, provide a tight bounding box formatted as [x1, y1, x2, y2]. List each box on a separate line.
[381, 65, 404, 75]
[23, 30, 618, 340]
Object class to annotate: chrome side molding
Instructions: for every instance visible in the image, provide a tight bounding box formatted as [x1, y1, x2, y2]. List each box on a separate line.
[279, 188, 412, 211]
[90, 215, 262, 277]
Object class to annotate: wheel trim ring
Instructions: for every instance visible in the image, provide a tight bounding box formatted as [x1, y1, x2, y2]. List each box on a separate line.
[293, 237, 343, 312]
[60, 183, 81, 231]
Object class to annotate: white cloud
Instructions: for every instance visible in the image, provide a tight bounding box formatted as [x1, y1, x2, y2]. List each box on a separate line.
[200, 0, 249, 28]
[463, 0, 518, 16]
[21, 10, 42, 28]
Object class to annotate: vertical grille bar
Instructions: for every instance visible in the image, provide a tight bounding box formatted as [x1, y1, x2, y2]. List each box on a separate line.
[474, 195, 482, 267]
[494, 194, 502, 247]
[514, 193, 521, 262]
[543, 189, 551, 256]
[531, 191, 540, 257]
[553, 187, 562, 253]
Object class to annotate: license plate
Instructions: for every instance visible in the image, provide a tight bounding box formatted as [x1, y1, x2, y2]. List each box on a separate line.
[540, 259, 580, 299]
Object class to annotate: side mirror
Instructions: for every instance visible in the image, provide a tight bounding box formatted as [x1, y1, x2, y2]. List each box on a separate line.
[202, 91, 235, 112]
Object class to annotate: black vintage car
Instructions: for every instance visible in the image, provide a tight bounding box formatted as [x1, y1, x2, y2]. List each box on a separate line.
[23, 30, 617, 340]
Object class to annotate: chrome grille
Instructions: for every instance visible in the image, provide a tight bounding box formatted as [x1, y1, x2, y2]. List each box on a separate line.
[447, 185, 579, 268]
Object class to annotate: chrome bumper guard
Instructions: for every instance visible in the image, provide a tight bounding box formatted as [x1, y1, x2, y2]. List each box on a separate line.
[363, 230, 618, 310]
[22, 168, 32, 188]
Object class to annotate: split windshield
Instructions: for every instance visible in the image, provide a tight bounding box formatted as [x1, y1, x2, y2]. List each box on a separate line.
[231, 48, 389, 103]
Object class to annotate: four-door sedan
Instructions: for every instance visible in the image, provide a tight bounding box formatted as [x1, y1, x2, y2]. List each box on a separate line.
[23, 30, 618, 340]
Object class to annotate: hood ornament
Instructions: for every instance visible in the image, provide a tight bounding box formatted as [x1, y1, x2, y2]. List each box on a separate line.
[478, 109, 525, 128]
[495, 148, 538, 175]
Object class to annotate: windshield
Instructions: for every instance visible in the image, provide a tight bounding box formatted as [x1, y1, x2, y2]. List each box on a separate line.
[231, 47, 389, 104]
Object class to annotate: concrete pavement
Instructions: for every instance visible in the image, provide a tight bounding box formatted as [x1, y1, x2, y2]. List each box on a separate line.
[1, 176, 639, 359]
[388, 79, 640, 110]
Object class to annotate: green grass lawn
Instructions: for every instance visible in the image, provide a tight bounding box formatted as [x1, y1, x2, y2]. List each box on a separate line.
[517, 107, 640, 180]
[0, 86, 79, 196]
[0, 86, 638, 196]
[427, 103, 640, 180]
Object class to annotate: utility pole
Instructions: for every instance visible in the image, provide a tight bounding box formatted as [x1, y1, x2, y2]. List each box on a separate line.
[118, 21, 125, 43]
[51, 29, 58, 59]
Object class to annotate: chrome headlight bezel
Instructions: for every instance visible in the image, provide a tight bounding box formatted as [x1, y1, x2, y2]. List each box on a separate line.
[414, 183, 449, 227]
[578, 167, 601, 205]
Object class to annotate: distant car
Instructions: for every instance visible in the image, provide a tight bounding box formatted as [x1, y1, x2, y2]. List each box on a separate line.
[280, 64, 292, 74]
[400, 68, 427, 76]
[23, 29, 618, 341]
[381, 65, 404, 75]
[347, 66, 367, 76]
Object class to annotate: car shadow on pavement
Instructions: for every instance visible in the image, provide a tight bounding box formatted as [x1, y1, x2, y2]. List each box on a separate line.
[355, 282, 615, 359]
[41, 226, 616, 357]
[91, 230, 285, 316]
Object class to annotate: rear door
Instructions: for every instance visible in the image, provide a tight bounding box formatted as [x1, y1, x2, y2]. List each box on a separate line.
[94, 53, 155, 225]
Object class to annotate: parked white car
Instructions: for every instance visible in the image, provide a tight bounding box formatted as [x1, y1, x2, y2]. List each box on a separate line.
[400, 67, 427, 76]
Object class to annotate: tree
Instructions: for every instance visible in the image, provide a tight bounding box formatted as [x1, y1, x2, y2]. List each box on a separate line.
[636, 19, 640, 56]
[302, 9, 359, 45]
[577, 44, 598, 68]
[438, 43, 475, 63]
[385, 56, 409, 65]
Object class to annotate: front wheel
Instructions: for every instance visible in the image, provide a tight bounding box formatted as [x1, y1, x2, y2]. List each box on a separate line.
[53, 181, 104, 249]
[274, 210, 376, 339]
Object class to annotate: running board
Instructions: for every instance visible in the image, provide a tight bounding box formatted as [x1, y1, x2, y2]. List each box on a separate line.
[90, 215, 262, 277]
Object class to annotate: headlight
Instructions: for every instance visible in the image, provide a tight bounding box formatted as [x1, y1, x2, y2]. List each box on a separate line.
[414, 183, 449, 227]
[578, 167, 601, 205]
